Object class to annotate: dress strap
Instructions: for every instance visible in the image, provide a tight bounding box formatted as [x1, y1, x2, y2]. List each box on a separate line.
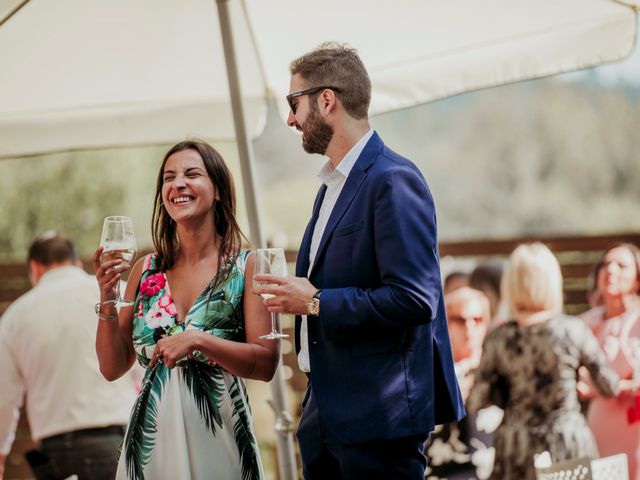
[234, 250, 252, 272]
[142, 253, 159, 273]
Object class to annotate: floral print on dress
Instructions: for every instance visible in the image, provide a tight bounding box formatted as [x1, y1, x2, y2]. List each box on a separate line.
[466, 315, 620, 480]
[139, 272, 165, 296]
[144, 298, 175, 329]
[117, 251, 263, 480]
[425, 382, 502, 479]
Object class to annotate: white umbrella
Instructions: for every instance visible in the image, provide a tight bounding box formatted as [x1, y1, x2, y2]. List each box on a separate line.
[0, 0, 637, 159]
[0, 1, 638, 478]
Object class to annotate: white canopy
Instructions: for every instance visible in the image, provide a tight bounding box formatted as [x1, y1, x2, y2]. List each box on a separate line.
[0, 0, 637, 159]
[1, 3, 637, 478]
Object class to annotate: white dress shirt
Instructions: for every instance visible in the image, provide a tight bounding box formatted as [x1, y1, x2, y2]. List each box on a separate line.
[298, 129, 374, 372]
[0, 266, 138, 454]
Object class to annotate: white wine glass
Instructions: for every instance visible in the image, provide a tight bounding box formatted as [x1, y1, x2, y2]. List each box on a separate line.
[100, 216, 137, 307]
[253, 248, 289, 340]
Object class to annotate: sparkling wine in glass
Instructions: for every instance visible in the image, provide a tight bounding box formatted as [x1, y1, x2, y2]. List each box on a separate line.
[100, 216, 137, 307]
[253, 248, 289, 340]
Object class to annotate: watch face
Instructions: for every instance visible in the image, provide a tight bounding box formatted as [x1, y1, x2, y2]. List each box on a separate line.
[307, 298, 319, 316]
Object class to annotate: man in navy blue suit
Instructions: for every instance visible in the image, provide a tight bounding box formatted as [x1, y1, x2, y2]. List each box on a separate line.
[253, 42, 465, 479]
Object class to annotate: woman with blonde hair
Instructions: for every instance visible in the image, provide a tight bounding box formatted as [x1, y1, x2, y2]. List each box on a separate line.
[467, 243, 633, 480]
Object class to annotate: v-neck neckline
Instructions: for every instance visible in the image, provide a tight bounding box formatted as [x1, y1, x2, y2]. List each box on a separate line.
[162, 271, 211, 326]
[161, 254, 236, 325]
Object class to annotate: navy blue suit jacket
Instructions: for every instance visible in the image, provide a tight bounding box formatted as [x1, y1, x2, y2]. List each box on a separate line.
[295, 132, 465, 444]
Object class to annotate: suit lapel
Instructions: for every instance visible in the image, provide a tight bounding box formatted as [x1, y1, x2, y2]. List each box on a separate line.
[309, 133, 382, 278]
[296, 184, 327, 277]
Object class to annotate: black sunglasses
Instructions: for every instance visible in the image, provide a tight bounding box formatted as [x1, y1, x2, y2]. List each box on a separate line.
[286, 86, 341, 114]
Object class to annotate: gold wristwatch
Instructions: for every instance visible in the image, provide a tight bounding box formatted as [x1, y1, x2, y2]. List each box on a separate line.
[306, 289, 322, 316]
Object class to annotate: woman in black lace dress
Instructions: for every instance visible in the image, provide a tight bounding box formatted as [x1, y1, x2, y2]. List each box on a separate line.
[467, 243, 634, 480]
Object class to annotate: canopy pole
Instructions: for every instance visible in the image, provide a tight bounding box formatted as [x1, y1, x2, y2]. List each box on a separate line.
[0, 0, 30, 27]
[215, 0, 263, 246]
[215, 2, 298, 479]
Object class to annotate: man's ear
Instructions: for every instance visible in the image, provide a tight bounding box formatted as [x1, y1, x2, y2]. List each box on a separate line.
[319, 88, 338, 115]
[28, 260, 43, 286]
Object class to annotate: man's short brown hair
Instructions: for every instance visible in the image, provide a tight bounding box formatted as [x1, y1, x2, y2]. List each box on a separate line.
[289, 42, 371, 120]
[28, 231, 78, 266]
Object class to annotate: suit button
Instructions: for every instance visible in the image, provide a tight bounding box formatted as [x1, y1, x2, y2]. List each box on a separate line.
[312, 341, 317, 345]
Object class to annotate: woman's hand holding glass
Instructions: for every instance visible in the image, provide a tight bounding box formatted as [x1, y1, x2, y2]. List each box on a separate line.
[93, 216, 138, 308]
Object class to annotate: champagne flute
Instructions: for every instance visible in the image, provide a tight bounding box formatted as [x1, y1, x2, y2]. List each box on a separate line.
[100, 216, 137, 307]
[253, 248, 289, 340]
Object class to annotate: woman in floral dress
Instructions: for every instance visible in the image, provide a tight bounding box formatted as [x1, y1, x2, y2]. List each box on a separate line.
[467, 243, 634, 480]
[93, 140, 279, 480]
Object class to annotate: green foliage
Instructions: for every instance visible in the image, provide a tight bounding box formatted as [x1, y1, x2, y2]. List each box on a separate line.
[229, 376, 261, 480]
[371, 79, 640, 240]
[125, 363, 170, 480]
[0, 142, 250, 262]
[183, 360, 225, 433]
[1, 80, 638, 260]
[0, 145, 164, 261]
[250, 79, 640, 246]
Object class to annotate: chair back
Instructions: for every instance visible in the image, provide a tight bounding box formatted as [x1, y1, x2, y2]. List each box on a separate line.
[591, 453, 628, 480]
[535, 456, 592, 480]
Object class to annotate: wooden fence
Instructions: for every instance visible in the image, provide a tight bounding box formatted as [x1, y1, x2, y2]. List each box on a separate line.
[4, 231, 639, 317]
[438, 232, 640, 314]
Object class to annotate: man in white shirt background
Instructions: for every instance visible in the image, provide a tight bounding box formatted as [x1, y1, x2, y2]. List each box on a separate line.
[0, 232, 138, 480]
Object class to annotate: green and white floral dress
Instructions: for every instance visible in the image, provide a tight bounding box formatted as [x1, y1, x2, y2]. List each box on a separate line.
[115, 251, 264, 480]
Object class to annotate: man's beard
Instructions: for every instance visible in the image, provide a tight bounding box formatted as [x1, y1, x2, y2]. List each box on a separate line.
[301, 102, 334, 155]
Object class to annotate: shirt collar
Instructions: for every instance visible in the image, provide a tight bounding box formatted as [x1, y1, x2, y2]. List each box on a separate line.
[318, 129, 374, 186]
[38, 265, 86, 286]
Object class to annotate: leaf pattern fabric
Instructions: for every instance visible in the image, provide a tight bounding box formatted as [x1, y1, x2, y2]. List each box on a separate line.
[124, 363, 171, 480]
[466, 315, 620, 480]
[424, 401, 502, 479]
[115, 251, 264, 480]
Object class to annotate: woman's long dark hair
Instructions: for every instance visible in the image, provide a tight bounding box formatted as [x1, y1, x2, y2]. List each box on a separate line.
[151, 139, 246, 291]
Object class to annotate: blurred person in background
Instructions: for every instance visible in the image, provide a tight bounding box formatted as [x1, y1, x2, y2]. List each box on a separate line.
[0, 232, 138, 480]
[425, 287, 502, 480]
[446, 288, 490, 399]
[469, 261, 506, 326]
[444, 271, 470, 296]
[579, 243, 640, 480]
[94, 140, 279, 479]
[585, 260, 605, 309]
[467, 243, 635, 480]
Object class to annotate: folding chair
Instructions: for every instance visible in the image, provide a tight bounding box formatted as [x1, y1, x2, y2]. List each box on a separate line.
[591, 453, 629, 480]
[534, 456, 592, 480]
